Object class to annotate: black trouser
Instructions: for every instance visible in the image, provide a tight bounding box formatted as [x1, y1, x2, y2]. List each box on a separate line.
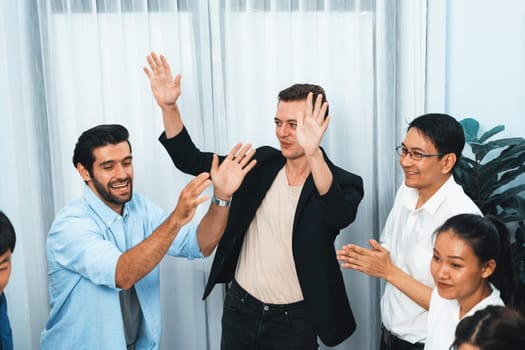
[380, 325, 424, 350]
[221, 280, 318, 350]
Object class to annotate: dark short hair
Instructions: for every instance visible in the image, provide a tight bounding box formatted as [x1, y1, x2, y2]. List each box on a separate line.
[72, 124, 131, 176]
[0, 211, 16, 255]
[452, 305, 525, 350]
[408, 113, 464, 168]
[278, 83, 329, 118]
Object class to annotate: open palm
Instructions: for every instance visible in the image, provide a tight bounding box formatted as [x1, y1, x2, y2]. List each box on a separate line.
[144, 52, 181, 109]
[211, 143, 257, 198]
[296, 92, 331, 156]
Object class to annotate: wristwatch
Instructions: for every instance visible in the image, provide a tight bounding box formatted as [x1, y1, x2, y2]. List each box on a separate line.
[211, 195, 231, 207]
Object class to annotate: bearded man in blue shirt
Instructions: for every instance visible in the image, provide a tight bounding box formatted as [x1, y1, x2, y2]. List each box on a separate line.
[40, 124, 256, 349]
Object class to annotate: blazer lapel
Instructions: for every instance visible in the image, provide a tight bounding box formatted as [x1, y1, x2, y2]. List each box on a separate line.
[292, 148, 331, 233]
[292, 175, 314, 232]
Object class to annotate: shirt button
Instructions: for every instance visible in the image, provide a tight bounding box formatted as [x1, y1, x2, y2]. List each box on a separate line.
[263, 305, 269, 311]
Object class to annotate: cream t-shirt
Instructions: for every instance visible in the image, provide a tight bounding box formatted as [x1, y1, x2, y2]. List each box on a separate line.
[234, 166, 304, 304]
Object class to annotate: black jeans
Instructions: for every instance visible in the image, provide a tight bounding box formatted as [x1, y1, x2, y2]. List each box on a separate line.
[221, 280, 319, 350]
[380, 325, 424, 350]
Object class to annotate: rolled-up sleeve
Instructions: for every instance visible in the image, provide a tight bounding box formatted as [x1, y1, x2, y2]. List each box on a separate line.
[142, 195, 204, 260]
[47, 215, 122, 289]
[167, 220, 204, 259]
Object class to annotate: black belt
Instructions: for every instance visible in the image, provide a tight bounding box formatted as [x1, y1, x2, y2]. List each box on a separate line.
[381, 325, 424, 350]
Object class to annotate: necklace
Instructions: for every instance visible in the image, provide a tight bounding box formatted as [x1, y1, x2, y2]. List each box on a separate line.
[285, 163, 309, 186]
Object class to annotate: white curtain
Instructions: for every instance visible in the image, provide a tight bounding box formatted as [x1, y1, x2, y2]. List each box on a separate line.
[0, 1, 51, 349]
[37, 1, 225, 349]
[0, 0, 427, 349]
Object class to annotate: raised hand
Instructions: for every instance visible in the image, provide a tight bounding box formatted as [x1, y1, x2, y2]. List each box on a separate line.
[296, 92, 331, 157]
[172, 172, 211, 226]
[210, 143, 257, 199]
[143, 52, 181, 110]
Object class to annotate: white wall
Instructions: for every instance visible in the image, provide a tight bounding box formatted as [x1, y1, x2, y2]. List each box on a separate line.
[427, 0, 525, 138]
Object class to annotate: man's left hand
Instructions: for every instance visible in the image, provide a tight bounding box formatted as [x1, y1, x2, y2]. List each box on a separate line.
[296, 92, 331, 157]
[211, 143, 257, 200]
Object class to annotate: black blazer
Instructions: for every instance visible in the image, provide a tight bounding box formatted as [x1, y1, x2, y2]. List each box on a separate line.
[160, 128, 364, 346]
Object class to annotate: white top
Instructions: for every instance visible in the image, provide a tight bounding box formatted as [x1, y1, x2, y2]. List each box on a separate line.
[235, 166, 304, 303]
[380, 176, 481, 343]
[424, 284, 504, 350]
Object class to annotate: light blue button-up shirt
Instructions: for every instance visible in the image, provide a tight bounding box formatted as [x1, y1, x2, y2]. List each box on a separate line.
[40, 186, 203, 350]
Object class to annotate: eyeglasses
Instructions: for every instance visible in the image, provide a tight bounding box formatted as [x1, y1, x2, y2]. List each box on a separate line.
[395, 145, 443, 161]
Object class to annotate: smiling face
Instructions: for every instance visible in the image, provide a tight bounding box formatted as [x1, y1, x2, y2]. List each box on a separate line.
[400, 127, 454, 200]
[431, 229, 495, 313]
[78, 141, 133, 214]
[275, 99, 307, 160]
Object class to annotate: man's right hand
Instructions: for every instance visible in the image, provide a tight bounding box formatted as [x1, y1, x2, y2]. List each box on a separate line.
[171, 172, 211, 227]
[337, 240, 393, 279]
[211, 143, 257, 200]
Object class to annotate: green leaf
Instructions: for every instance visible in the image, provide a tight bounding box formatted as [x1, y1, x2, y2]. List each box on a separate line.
[460, 118, 479, 142]
[454, 156, 484, 200]
[515, 222, 525, 246]
[479, 172, 500, 198]
[476, 138, 525, 160]
[499, 196, 525, 218]
[475, 198, 499, 215]
[478, 125, 505, 144]
[497, 211, 525, 223]
[498, 142, 525, 163]
[487, 184, 525, 208]
[497, 164, 525, 188]
[479, 149, 525, 179]
[454, 118, 525, 283]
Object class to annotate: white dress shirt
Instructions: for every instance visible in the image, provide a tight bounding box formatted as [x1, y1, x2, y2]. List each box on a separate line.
[380, 176, 481, 344]
[424, 284, 504, 350]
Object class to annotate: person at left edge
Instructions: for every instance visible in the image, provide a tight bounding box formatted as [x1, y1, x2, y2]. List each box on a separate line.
[0, 211, 16, 350]
[40, 124, 256, 349]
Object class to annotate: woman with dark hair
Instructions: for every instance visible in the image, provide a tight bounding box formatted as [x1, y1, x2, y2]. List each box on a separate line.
[451, 305, 525, 350]
[424, 214, 517, 350]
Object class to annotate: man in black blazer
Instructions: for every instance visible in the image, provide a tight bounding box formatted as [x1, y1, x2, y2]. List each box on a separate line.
[145, 52, 364, 349]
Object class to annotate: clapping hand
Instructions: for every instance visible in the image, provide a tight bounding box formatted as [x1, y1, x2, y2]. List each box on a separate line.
[337, 240, 393, 279]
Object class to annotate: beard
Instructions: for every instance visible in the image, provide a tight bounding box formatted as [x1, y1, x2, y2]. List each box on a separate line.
[91, 176, 133, 207]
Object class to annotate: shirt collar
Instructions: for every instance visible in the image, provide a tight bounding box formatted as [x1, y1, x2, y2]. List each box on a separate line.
[404, 176, 456, 216]
[82, 185, 129, 227]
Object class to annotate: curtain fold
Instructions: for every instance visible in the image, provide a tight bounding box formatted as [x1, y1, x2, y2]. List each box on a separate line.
[394, 0, 428, 186]
[0, 0, 427, 349]
[0, 1, 52, 349]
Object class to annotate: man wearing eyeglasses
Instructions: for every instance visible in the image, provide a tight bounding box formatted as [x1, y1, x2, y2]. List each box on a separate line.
[337, 114, 481, 350]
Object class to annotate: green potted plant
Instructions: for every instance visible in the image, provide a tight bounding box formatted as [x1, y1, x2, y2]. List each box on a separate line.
[453, 118, 525, 311]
